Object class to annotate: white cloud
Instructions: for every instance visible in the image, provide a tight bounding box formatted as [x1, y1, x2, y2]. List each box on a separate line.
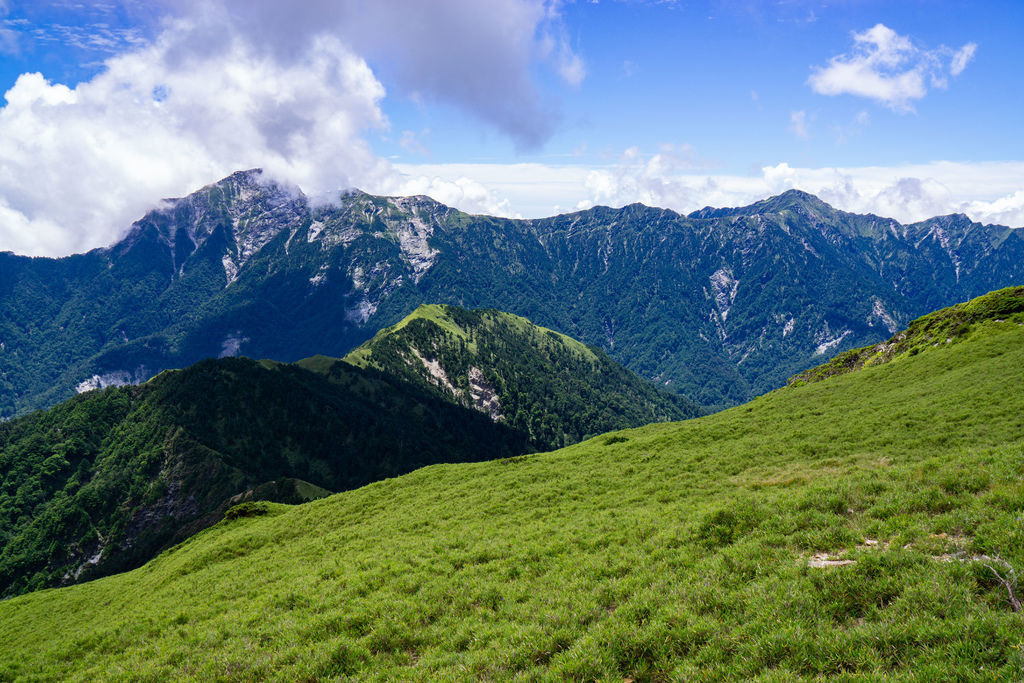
[789, 110, 809, 138]
[393, 162, 591, 218]
[0, 24, 390, 256]
[950, 42, 977, 76]
[538, 13, 586, 87]
[386, 173, 515, 218]
[962, 190, 1024, 228]
[0, 0, 582, 256]
[0, 0, 17, 55]
[808, 24, 975, 112]
[557, 49, 587, 87]
[397, 156, 1024, 229]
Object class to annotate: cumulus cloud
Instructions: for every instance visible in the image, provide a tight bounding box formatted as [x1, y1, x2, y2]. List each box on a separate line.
[166, 0, 580, 148]
[386, 173, 515, 218]
[0, 0, 582, 256]
[0, 25, 390, 256]
[808, 24, 976, 111]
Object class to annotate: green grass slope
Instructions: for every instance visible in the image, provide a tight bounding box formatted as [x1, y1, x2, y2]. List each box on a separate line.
[344, 304, 701, 450]
[2, 296, 1024, 680]
[0, 356, 528, 598]
[790, 285, 1024, 386]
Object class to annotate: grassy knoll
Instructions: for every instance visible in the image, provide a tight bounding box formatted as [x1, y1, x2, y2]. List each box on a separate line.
[1, 307, 1023, 679]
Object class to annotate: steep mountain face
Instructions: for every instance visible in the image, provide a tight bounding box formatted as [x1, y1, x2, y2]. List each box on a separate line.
[0, 356, 528, 597]
[343, 304, 701, 450]
[2, 171, 1022, 415]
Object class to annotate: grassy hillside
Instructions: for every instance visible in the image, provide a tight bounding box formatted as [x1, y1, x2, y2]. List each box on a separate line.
[344, 304, 701, 450]
[790, 285, 1024, 385]
[2, 296, 1023, 679]
[0, 357, 528, 598]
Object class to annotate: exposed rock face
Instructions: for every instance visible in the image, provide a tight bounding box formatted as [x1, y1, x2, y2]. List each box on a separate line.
[411, 348, 460, 397]
[870, 299, 899, 334]
[392, 197, 441, 283]
[404, 353, 503, 422]
[75, 367, 149, 393]
[709, 267, 740, 322]
[2, 175, 1023, 415]
[467, 366, 502, 421]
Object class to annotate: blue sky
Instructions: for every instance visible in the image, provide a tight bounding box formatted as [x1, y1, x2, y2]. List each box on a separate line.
[380, 1, 1017, 168]
[0, 0, 1021, 255]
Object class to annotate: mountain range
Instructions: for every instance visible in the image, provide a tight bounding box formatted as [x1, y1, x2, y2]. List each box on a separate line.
[2, 169, 1022, 417]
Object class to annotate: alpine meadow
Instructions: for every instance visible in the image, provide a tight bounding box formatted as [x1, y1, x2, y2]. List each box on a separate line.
[0, 2, 1022, 682]
[2, 288, 1023, 680]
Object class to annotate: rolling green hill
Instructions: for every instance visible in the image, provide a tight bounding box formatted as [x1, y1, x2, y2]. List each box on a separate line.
[2, 289, 1022, 679]
[0, 356, 528, 598]
[343, 304, 701, 449]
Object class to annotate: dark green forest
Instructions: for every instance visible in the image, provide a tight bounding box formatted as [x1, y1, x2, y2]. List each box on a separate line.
[345, 304, 701, 450]
[0, 356, 528, 597]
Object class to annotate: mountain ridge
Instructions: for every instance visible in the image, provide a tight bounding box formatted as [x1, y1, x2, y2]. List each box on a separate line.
[0, 353, 532, 597]
[342, 303, 700, 449]
[1, 170, 1021, 416]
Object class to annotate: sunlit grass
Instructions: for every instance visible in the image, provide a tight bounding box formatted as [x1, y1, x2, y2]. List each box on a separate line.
[2, 319, 1023, 680]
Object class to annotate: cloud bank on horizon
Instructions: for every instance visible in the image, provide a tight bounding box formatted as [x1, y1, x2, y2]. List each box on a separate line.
[0, 1, 1019, 257]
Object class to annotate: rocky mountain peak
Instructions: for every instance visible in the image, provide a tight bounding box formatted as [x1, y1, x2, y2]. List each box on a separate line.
[750, 189, 836, 220]
[112, 169, 309, 281]
[687, 189, 836, 222]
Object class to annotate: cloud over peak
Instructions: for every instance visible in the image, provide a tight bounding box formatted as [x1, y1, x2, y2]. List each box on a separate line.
[0, 0, 583, 255]
[808, 23, 976, 111]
